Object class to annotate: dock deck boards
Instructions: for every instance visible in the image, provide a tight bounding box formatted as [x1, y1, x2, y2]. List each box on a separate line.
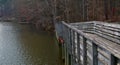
[85, 33, 120, 58]
[55, 21, 120, 65]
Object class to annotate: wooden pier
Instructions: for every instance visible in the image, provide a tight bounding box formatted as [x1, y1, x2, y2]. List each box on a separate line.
[55, 21, 120, 65]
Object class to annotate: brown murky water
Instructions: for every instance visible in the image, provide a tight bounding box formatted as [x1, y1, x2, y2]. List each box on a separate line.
[0, 22, 61, 65]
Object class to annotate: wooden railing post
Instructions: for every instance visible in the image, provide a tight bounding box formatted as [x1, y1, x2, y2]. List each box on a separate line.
[110, 54, 117, 65]
[67, 29, 72, 65]
[83, 36, 87, 65]
[77, 33, 81, 65]
[72, 31, 75, 65]
[93, 43, 98, 65]
[69, 30, 74, 65]
[69, 29, 72, 55]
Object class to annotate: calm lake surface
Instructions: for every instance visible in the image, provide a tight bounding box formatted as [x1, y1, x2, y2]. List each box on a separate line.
[0, 22, 62, 65]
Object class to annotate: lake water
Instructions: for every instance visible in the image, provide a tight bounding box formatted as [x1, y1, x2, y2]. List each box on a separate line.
[0, 22, 62, 65]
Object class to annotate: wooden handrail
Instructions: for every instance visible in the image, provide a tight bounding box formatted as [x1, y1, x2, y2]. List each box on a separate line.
[55, 21, 120, 65]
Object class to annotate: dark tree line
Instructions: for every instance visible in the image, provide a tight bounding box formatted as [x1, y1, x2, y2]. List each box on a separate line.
[55, 0, 120, 22]
[13, 0, 120, 32]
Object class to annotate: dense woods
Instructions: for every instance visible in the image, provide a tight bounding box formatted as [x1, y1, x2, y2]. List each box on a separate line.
[56, 0, 120, 22]
[13, 0, 120, 32]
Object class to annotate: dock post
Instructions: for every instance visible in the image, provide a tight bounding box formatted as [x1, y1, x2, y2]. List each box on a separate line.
[93, 43, 98, 65]
[66, 27, 72, 65]
[110, 54, 117, 65]
[71, 30, 74, 65]
[83, 36, 87, 65]
[77, 33, 81, 65]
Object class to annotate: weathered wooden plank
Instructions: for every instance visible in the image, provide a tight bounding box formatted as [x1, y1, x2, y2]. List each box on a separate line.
[94, 21, 120, 29]
[58, 21, 120, 65]
[85, 33, 120, 59]
[95, 26, 120, 37]
[95, 28, 120, 40]
[95, 24, 120, 33]
[94, 31, 120, 44]
[70, 21, 94, 24]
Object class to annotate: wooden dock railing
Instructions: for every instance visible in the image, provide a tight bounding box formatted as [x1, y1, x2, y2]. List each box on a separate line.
[55, 21, 120, 65]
